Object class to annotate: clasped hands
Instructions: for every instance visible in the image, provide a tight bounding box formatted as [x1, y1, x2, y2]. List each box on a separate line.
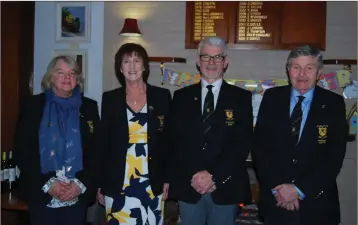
[274, 183, 300, 211]
[191, 170, 216, 195]
[48, 180, 81, 202]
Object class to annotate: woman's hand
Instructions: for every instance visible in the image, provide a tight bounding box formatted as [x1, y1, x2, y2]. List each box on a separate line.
[59, 181, 82, 202]
[97, 188, 105, 205]
[48, 180, 70, 199]
[162, 183, 169, 201]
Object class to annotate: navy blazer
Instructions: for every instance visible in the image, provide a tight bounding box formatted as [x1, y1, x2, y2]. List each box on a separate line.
[168, 81, 253, 205]
[13, 93, 100, 206]
[98, 84, 171, 198]
[252, 85, 347, 225]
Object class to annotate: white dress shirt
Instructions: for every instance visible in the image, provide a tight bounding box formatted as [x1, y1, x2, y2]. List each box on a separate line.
[201, 79, 223, 113]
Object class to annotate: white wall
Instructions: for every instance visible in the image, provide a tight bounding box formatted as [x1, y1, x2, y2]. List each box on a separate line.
[33, 2, 104, 106]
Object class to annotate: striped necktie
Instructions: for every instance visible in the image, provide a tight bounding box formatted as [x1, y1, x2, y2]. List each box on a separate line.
[291, 96, 305, 144]
[202, 85, 214, 136]
[203, 85, 214, 122]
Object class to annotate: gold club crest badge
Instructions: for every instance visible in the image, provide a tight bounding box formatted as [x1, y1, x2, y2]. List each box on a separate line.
[87, 120, 94, 134]
[158, 115, 165, 131]
[317, 125, 328, 144]
[224, 109, 235, 126]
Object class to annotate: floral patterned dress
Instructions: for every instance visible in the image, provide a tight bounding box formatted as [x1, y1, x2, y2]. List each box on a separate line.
[105, 104, 164, 225]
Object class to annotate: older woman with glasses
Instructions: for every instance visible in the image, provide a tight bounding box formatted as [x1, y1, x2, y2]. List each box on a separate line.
[13, 55, 100, 225]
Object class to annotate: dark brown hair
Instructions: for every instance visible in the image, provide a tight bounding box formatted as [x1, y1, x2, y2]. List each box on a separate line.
[114, 43, 150, 86]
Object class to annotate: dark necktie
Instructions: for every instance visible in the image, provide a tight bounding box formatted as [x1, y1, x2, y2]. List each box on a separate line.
[203, 85, 214, 122]
[291, 96, 305, 144]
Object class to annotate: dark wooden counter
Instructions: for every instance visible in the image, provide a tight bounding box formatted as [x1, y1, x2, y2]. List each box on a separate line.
[1, 191, 28, 211]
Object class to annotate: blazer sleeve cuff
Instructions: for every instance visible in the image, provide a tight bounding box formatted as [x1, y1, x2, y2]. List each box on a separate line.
[42, 177, 57, 193]
[73, 178, 87, 194]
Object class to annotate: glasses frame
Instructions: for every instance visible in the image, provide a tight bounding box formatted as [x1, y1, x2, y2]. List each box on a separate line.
[53, 70, 79, 79]
[199, 54, 226, 63]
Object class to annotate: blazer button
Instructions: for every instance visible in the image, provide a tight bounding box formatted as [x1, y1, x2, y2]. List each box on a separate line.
[292, 180, 295, 183]
[202, 143, 207, 151]
[293, 159, 297, 163]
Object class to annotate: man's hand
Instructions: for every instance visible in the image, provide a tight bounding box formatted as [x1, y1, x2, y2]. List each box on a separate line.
[274, 184, 300, 211]
[191, 171, 215, 194]
[162, 183, 169, 201]
[48, 180, 70, 199]
[58, 181, 82, 202]
[209, 184, 217, 193]
[276, 198, 300, 211]
[274, 184, 298, 203]
[97, 188, 105, 206]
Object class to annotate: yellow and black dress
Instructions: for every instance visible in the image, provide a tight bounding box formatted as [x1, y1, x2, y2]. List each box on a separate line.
[105, 104, 164, 225]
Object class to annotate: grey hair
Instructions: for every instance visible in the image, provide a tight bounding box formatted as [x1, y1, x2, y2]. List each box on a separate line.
[41, 55, 85, 92]
[286, 45, 324, 69]
[197, 36, 227, 56]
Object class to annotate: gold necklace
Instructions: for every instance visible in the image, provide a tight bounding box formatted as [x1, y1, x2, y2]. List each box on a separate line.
[126, 87, 146, 105]
[126, 94, 146, 105]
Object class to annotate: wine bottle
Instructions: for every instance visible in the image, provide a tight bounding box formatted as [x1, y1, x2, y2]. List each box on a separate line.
[1, 152, 8, 192]
[0, 152, 5, 182]
[7, 150, 16, 191]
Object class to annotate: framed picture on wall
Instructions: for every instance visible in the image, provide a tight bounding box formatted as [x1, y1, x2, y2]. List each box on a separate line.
[55, 2, 91, 43]
[52, 49, 88, 92]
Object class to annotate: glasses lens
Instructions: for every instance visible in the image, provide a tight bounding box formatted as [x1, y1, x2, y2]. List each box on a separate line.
[200, 55, 224, 62]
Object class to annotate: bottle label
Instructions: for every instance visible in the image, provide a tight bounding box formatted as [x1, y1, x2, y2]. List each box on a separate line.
[0, 170, 3, 181]
[3, 168, 9, 180]
[16, 166, 20, 178]
[9, 168, 16, 182]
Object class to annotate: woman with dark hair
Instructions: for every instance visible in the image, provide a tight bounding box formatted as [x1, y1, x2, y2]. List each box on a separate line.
[97, 43, 171, 225]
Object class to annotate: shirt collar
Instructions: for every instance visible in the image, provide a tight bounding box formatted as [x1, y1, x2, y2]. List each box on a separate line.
[201, 79, 223, 92]
[291, 87, 315, 103]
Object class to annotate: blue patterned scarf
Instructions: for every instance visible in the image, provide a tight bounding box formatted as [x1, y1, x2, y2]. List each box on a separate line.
[39, 87, 83, 178]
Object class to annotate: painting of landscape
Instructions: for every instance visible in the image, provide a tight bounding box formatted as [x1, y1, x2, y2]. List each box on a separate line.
[61, 6, 86, 38]
[56, 2, 90, 42]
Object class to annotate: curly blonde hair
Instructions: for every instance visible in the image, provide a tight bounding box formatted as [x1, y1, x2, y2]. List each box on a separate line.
[41, 55, 85, 92]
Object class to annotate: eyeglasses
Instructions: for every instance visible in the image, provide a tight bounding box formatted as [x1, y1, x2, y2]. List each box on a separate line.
[200, 54, 226, 63]
[54, 70, 78, 79]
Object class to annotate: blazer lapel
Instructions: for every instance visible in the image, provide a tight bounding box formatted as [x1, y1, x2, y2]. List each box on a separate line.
[193, 82, 203, 119]
[116, 88, 130, 153]
[280, 86, 296, 146]
[146, 84, 157, 145]
[212, 81, 229, 120]
[297, 86, 322, 146]
[79, 103, 87, 145]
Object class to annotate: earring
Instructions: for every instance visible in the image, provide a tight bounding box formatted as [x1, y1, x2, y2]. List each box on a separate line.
[143, 68, 145, 71]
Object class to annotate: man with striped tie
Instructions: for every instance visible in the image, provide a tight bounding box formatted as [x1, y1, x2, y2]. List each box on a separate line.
[252, 45, 347, 225]
[167, 36, 253, 225]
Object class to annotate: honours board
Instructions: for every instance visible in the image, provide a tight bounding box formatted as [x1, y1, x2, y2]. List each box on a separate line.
[185, 1, 326, 50]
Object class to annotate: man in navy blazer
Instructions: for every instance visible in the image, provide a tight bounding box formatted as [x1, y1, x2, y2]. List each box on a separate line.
[252, 45, 347, 225]
[168, 36, 253, 225]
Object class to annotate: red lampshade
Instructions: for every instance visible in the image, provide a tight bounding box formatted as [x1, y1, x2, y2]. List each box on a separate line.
[119, 18, 142, 37]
